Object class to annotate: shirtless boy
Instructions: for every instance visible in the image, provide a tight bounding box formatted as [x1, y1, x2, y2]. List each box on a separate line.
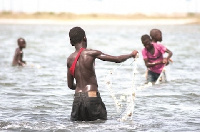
[12, 38, 26, 66]
[67, 27, 138, 121]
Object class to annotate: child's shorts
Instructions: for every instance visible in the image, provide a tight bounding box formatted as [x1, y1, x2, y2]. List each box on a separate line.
[70, 91, 107, 121]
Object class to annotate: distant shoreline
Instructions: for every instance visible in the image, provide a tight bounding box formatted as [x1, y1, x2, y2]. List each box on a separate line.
[0, 12, 199, 25]
[0, 18, 198, 25]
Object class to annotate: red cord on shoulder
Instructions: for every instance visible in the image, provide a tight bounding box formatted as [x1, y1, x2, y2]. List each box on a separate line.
[70, 48, 85, 76]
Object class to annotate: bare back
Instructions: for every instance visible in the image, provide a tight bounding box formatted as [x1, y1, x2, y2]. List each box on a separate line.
[67, 49, 100, 92]
[67, 47, 135, 93]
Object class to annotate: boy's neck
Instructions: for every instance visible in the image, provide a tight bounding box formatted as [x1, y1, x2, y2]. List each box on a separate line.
[152, 40, 157, 43]
[75, 42, 86, 51]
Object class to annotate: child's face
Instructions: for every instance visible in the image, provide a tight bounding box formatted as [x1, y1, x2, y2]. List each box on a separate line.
[155, 31, 162, 42]
[142, 38, 152, 50]
[18, 40, 26, 48]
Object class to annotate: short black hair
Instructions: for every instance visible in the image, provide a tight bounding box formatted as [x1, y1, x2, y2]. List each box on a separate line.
[17, 37, 25, 43]
[69, 27, 85, 46]
[141, 34, 151, 42]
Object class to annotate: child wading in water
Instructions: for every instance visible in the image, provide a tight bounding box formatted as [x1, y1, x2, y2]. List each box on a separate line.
[141, 29, 173, 84]
[67, 27, 138, 121]
[12, 38, 26, 66]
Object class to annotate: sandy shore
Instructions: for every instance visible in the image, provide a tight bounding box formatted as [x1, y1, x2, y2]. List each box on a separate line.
[0, 18, 198, 25]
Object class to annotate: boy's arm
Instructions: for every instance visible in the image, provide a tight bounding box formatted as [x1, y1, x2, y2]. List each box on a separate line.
[163, 48, 173, 64]
[143, 58, 163, 68]
[165, 48, 173, 60]
[95, 50, 138, 63]
[15, 49, 23, 66]
[16, 49, 26, 66]
[67, 68, 76, 90]
[67, 58, 76, 90]
[18, 59, 26, 66]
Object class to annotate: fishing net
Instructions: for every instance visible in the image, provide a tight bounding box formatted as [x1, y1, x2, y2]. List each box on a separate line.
[104, 55, 143, 121]
[104, 54, 172, 121]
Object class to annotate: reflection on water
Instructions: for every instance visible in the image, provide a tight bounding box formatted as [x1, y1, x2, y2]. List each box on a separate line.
[0, 23, 200, 131]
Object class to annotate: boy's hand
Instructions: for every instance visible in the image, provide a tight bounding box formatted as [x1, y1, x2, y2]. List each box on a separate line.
[163, 58, 172, 65]
[22, 63, 26, 67]
[163, 58, 168, 64]
[131, 50, 139, 58]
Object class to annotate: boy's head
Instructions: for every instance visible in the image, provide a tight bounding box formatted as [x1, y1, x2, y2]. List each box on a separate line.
[17, 38, 26, 48]
[69, 27, 86, 46]
[141, 34, 152, 49]
[150, 29, 162, 42]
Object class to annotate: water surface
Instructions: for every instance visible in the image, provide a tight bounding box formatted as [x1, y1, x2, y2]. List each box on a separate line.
[0, 22, 200, 132]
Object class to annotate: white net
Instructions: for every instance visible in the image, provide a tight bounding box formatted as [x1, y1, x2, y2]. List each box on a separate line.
[104, 54, 141, 121]
[104, 54, 172, 121]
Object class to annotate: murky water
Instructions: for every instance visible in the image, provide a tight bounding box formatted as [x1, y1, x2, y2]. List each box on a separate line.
[0, 22, 200, 132]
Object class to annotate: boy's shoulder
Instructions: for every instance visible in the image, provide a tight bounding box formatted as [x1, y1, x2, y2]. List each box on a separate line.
[142, 47, 147, 53]
[67, 52, 75, 61]
[15, 47, 20, 53]
[152, 42, 167, 53]
[152, 42, 165, 48]
[152, 42, 164, 46]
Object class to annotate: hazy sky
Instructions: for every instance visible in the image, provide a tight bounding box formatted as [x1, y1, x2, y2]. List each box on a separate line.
[0, 0, 199, 14]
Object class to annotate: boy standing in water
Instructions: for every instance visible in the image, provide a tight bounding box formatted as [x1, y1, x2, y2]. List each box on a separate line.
[141, 29, 173, 84]
[67, 27, 138, 121]
[12, 38, 26, 66]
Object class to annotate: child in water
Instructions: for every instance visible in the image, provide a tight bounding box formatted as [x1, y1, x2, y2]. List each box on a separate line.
[67, 27, 138, 121]
[141, 29, 173, 84]
[12, 38, 26, 66]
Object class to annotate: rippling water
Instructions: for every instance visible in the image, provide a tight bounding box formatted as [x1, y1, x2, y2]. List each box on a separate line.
[0, 22, 200, 132]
